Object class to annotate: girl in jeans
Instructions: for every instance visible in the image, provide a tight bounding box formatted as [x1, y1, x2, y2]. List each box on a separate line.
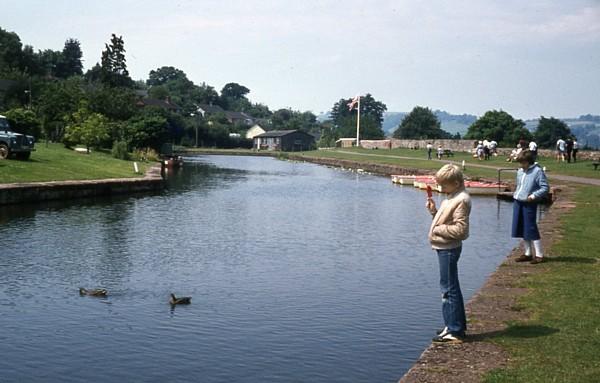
[426, 164, 472, 343]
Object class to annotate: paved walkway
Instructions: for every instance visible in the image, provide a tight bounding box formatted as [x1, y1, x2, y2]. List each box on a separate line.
[336, 151, 600, 186]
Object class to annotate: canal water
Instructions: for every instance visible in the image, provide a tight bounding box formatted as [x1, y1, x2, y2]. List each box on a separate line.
[0, 155, 517, 383]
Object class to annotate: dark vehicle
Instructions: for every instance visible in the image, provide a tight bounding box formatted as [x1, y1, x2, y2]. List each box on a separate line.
[0, 114, 35, 160]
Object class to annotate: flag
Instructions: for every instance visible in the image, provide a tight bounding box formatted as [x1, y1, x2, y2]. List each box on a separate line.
[347, 95, 359, 111]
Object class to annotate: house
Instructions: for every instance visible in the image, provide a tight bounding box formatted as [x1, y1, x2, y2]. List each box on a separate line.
[335, 138, 357, 148]
[254, 130, 315, 151]
[225, 111, 254, 126]
[245, 124, 266, 139]
[196, 103, 224, 118]
[136, 97, 180, 112]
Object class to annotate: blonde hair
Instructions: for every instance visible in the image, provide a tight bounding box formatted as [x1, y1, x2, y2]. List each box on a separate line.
[435, 164, 464, 186]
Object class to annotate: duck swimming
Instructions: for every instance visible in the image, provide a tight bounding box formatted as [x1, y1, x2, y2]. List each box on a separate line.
[170, 293, 191, 305]
[79, 288, 108, 297]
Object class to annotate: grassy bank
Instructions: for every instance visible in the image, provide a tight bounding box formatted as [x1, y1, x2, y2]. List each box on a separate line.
[299, 148, 600, 179]
[485, 185, 600, 382]
[0, 143, 152, 183]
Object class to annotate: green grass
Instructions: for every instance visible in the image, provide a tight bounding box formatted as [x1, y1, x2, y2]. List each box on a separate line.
[484, 185, 600, 383]
[295, 148, 600, 181]
[295, 149, 502, 179]
[0, 143, 152, 183]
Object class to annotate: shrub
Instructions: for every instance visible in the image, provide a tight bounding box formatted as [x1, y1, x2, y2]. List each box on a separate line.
[131, 147, 159, 162]
[111, 141, 130, 160]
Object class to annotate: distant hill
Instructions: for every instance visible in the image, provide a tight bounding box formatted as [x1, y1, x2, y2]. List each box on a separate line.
[383, 110, 476, 136]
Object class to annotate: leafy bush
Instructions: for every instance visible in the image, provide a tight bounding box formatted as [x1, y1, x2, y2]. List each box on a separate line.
[111, 140, 130, 160]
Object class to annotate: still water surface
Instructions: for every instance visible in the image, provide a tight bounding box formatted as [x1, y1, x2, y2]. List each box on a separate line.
[0, 156, 516, 382]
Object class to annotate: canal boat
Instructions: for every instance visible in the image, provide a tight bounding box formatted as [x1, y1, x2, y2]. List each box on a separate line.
[163, 155, 184, 168]
[391, 175, 417, 185]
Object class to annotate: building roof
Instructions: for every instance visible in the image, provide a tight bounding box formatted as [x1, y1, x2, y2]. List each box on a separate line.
[336, 138, 357, 142]
[197, 104, 224, 114]
[255, 130, 314, 138]
[225, 111, 252, 120]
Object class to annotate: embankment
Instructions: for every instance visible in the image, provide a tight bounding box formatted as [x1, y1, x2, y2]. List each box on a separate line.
[0, 165, 164, 205]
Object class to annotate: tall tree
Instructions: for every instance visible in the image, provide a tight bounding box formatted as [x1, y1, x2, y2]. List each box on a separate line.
[38, 77, 86, 140]
[220, 82, 250, 110]
[147, 66, 187, 86]
[99, 34, 132, 87]
[464, 110, 532, 147]
[393, 106, 450, 139]
[329, 93, 387, 139]
[0, 27, 24, 74]
[533, 116, 573, 148]
[56, 38, 83, 78]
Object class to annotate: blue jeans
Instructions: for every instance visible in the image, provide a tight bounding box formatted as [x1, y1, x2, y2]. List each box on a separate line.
[437, 247, 466, 335]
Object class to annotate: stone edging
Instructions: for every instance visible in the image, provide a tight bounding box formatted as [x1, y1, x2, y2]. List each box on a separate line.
[0, 164, 164, 205]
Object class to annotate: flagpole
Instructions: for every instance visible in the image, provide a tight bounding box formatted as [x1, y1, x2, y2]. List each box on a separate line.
[355, 95, 361, 147]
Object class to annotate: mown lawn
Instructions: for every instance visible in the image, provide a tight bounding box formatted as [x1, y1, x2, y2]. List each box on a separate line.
[300, 148, 600, 180]
[485, 185, 600, 382]
[0, 143, 152, 183]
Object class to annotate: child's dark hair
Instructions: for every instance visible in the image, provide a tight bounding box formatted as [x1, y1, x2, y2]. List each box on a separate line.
[516, 149, 535, 164]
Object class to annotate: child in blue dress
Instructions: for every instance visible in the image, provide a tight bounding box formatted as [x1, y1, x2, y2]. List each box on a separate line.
[512, 150, 549, 264]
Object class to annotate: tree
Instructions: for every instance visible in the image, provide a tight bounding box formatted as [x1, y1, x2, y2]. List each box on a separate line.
[37, 77, 85, 140]
[126, 112, 169, 150]
[393, 106, 450, 139]
[87, 85, 137, 121]
[63, 106, 110, 151]
[533, 116, 573, 148]
[146, 67, 220, 115]
[0, 27, 24, 74]
[329, 93, 387, 139]
[269, 109, 314, 132]
[3, 107, 41, 137]
[464, 110, 532, 147]
[147, 66, 188, 86]
[220, 82, 250, 111]
[99, 34, 132, 87]
[221, 82, 250, 100]
[56, 38, 83, 78]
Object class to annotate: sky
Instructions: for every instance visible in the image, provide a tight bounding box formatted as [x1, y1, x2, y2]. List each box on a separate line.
[2, 0, 599, 119]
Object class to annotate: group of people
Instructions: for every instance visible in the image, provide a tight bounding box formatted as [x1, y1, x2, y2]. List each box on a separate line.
[473, 140, 498, 160]
[424, 151, 548, 343]
[555, 137, 579, 163]
[426, 143, 448, 160]
[507, 138, 579, 164]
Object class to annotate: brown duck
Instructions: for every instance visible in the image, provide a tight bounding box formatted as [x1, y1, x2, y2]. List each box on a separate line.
[170, 293, 191, 305]
[79, 288, 108, 297]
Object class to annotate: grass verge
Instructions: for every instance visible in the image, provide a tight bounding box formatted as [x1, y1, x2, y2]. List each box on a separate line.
[484, 185, 600, 382]
[300, 148, 600, 179]
[0, 143, 152, 183]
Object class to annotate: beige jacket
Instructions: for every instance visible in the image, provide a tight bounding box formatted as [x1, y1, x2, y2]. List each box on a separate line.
[428, 189, 471, 249]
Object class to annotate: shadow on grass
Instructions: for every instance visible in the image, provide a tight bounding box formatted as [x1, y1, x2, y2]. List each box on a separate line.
[469, 324, 559, 342]
[545, 256, 597, 264]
